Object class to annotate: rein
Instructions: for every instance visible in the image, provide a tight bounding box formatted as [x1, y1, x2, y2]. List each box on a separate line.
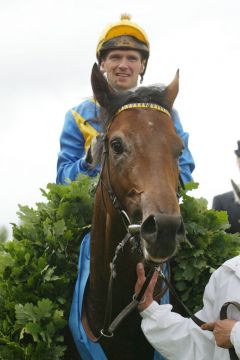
[101, 243, 206, 339]
[100, 231, 168, 338]
[220, 302, 240, 360]
[159, 268, 205, 327]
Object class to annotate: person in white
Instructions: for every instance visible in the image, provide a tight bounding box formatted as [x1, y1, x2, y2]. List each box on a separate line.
[135, 255, 240, 359]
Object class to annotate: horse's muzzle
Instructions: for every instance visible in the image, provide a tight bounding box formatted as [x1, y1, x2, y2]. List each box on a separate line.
[140, 214, 185, 263]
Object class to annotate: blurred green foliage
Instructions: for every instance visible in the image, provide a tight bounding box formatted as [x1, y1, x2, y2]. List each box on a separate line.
[0, 227, 8, 244]
[0, 176, 239, 358]
[172, 182, 240, 313]
[0, 176, 95, 359]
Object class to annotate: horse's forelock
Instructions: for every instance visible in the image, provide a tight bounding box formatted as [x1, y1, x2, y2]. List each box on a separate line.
[99, 86, 167, 120]
[133, 86, 169, 109]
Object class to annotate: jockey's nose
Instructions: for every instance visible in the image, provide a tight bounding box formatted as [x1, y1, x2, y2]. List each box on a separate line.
[118, 58, 128, 69]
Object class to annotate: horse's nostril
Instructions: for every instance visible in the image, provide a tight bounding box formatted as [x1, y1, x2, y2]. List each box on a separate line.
[141, 215, 156, 242]
[140, 214, 185, 261]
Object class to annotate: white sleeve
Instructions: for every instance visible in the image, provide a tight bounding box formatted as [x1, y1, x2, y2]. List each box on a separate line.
[194, 269, 218, 322]
[140, 301, 214, 360]
[230, 321, 240, 358]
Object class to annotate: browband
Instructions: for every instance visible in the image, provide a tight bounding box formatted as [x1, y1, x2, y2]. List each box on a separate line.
[116, 103, 170, 117]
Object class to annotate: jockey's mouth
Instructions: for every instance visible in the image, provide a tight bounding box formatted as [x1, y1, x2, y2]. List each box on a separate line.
[116, 72, 130, 77]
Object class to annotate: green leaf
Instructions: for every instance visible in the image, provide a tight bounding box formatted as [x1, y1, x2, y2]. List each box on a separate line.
[15, 303, 37, 325]
[53, 220, 66, 237]
[35, 299, 53, 319]
[25, 322, 42, 342]
[43, 267, 61, 282]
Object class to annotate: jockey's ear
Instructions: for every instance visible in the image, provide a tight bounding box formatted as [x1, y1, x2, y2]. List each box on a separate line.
[99, 61, 106, 74]
[162, 70, 179, 109]
[91, 63, 116, 108]
[140, 59, 146, 75]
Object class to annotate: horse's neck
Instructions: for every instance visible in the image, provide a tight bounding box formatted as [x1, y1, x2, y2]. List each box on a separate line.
[90, 199, 123, 278]
[86, 196, 122, 329]
[86, 194, 138, 333]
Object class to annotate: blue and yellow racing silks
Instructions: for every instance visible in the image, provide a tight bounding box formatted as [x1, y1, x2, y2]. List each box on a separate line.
[57, 99, 101, 184]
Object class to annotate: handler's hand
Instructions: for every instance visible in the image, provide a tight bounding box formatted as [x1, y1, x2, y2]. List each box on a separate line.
[201, 319, 237, 348]
[134, 263, 159, 312]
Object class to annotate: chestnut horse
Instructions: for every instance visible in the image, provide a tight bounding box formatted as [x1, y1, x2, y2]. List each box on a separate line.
[78, 64, 185, 360]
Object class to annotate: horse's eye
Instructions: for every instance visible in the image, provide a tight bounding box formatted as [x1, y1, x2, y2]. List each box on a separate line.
[110, 138, 124, 154]
[178, 149, 183, 158]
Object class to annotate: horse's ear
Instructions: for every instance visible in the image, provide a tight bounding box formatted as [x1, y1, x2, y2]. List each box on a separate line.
[91, 63, 116, 108]
[163, 70, 179, 109]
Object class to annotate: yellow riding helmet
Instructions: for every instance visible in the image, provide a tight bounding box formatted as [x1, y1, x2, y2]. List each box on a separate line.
[96, 14, 150, 64]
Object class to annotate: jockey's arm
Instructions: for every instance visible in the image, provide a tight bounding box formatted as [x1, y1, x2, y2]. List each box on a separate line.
[56, 101, 100, 185]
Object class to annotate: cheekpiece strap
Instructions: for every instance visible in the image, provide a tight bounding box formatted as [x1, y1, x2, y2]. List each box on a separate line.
[116, 103, 170, 117]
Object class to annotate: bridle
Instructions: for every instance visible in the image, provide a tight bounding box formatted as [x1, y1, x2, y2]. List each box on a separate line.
[98, 102, 181, 222]
[93, 102, 189, 339]
[86, 102, 239, 359]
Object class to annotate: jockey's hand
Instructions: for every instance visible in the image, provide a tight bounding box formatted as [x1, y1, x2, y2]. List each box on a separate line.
[135, 263, 159, 312]
[201, 319, 237, 348]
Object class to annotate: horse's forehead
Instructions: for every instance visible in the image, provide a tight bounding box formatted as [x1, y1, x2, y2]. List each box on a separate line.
[108, 110, 183, 155]
[109, 109, 173, 134]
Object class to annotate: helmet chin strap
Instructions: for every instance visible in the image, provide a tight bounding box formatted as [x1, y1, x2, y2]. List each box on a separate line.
[140, 61, 146, 83]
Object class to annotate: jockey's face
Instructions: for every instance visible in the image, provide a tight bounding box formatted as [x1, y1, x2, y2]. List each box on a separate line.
[100, 49, 145, 91]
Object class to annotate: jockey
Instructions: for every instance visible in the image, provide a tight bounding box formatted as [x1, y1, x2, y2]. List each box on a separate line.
[57, 14, 195, 360]
[56, 14, 195, 185]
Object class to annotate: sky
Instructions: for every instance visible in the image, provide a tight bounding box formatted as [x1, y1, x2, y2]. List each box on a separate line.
[1, 0, 240, 239]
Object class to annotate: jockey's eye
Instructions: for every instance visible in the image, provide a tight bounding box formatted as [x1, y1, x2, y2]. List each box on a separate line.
[110, 138, 124, 154]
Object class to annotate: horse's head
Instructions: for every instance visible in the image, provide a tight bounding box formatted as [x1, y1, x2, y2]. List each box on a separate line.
[90, 63, 185, 264]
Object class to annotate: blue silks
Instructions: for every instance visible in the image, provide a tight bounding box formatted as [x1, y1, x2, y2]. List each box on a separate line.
[69, 233, 107, 360]
[69, 233, 168, 360]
